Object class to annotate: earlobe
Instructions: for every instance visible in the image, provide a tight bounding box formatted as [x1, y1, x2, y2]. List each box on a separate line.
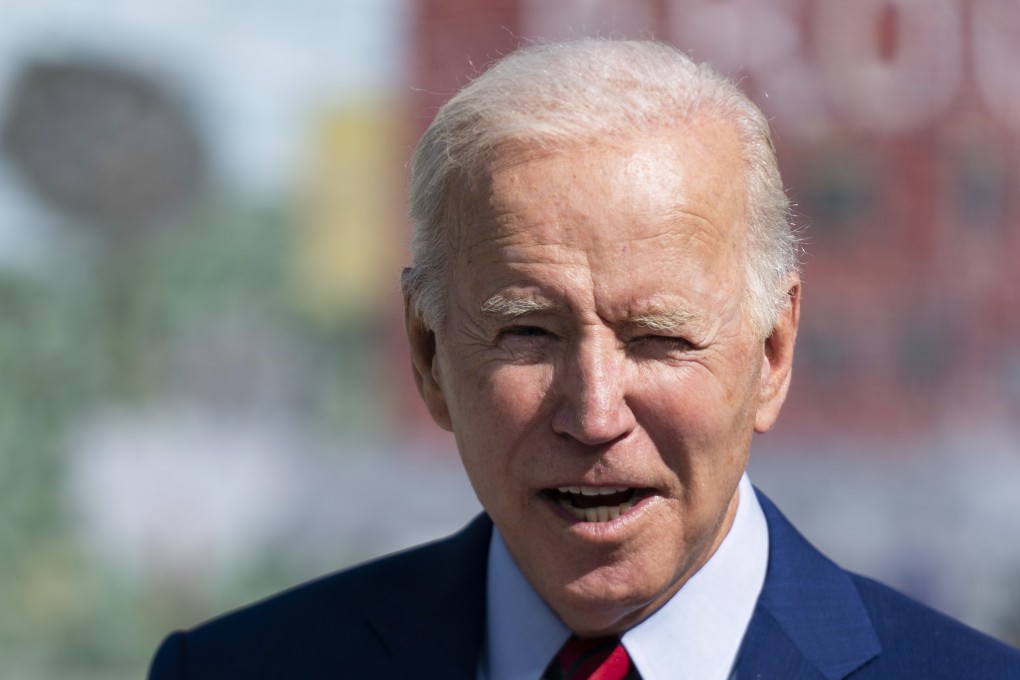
[754, 276, 801, 433]
[404, 295, 453, 432]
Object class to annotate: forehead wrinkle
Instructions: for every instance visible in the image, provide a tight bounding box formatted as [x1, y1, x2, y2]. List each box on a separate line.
[664, 206, 741, 254]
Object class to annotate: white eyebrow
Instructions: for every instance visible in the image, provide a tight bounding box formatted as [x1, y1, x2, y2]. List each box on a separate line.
[631, 308, 702, 333]
[480, 293, 557, 319]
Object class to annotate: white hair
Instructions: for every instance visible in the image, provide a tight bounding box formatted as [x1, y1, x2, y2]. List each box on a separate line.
[403, 38, 799, 338]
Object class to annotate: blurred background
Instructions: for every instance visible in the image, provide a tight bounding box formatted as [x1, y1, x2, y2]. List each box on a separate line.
[0, 0, 1018, 676]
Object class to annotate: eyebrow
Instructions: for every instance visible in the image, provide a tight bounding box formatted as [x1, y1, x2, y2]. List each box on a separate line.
[480, 293, 558, 320]
[631, 308, 704, 333]
[481, 293, 705, 333]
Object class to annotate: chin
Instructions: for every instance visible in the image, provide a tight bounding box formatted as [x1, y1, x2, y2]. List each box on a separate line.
[554, 563, 676, 635]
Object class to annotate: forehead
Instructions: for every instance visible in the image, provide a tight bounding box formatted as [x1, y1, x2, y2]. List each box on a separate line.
[451, 119, 747, 288]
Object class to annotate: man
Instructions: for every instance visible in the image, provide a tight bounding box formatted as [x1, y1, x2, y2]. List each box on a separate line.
[150, 39, 1020, 679]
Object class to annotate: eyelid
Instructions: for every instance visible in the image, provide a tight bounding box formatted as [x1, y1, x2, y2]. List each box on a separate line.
[505, 324, 547, 334]
[628, 333, 695, 354]
[498, 323, 554, 339]
[636, 333, 690, 344]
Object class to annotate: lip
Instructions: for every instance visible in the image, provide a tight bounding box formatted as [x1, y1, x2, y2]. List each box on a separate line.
[540, 486, 661, 535]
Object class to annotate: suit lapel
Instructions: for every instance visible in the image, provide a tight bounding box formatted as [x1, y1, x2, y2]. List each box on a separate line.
[732, 491, 881, 680]
[363, 514, 492, 678]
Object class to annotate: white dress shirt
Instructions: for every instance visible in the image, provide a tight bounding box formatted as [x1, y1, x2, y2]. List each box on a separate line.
[479, 473, 769, 680]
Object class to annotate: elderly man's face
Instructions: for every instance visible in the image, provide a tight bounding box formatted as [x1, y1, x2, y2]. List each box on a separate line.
[407, 117, 798, 635]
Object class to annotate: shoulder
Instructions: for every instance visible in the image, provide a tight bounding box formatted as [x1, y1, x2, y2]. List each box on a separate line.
[849, 573, 1020, 677]
[748, 489, 1020, 678]
[148, 515, 492, 680]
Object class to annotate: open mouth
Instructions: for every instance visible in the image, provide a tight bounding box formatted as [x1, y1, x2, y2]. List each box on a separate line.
[547, 486, 650, 522]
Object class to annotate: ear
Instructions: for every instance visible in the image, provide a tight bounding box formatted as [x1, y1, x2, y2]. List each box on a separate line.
[404, 284, 453, 432]
[755, 274, 801, 433]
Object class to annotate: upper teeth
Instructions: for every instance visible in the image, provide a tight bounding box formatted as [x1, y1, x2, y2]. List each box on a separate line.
[558, 486, 630, 496]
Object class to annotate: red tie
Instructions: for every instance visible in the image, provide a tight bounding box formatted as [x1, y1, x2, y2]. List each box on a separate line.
[552, 636, 635, 680]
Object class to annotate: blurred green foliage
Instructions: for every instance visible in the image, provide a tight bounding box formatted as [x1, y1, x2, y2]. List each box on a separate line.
[0, 194, 391, 678]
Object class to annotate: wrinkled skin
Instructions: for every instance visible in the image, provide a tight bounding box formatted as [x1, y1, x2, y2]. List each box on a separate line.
[406, 117, 799, 636]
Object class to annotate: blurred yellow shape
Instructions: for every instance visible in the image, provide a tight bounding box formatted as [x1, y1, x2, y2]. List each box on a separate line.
[292, 101, 403, 324]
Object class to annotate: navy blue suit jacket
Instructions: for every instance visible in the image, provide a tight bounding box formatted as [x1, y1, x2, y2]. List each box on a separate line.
[149, 491, 1020, 678]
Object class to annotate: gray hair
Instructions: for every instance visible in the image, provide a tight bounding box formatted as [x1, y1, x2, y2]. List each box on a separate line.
[403, 38, 799, 338]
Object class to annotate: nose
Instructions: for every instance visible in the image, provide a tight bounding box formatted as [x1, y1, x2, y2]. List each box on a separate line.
[551, 334, 636, 446]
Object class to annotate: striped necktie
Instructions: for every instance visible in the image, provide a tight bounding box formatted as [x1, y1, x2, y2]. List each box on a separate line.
[547, 635, 639, 680]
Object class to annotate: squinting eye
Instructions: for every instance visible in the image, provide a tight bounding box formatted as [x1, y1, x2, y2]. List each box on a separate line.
[497, 326, 555, 358]
[631, 335, 693, 355]
[503, 325, 549, 338]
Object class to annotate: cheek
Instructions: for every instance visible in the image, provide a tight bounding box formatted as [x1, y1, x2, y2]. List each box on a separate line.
[448, 364, 552, 455]
[635, 364, 721, 425]
[483, 364, 553, 415]
[449, 366, 554, 515]
[635, 363, 758, 455]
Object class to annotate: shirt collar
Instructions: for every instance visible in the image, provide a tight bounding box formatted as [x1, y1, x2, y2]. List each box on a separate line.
[481, 473, 769, 680]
